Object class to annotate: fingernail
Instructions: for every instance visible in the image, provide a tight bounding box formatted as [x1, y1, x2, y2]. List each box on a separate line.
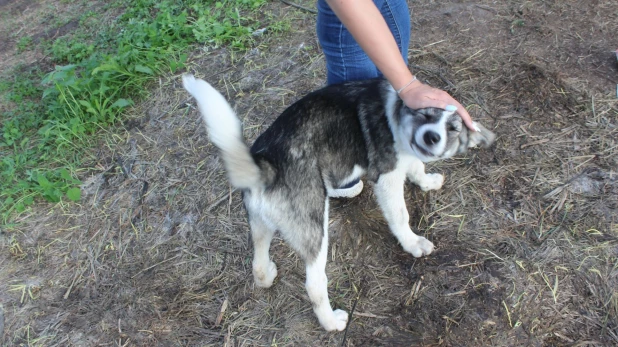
[445, 105, 457, 112]
[473, 122, 481, 132]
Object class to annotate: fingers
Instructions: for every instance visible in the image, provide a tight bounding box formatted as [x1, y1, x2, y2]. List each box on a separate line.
[399, 83, 478, 132]
[450, 100, 476, 131]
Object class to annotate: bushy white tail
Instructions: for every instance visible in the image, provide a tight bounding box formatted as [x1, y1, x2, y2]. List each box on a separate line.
[182, 74, 261, 190]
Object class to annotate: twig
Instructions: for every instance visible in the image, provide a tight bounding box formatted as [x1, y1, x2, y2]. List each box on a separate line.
[484, 249, 505, 262]
[352, 311, 388, 319]
[474, 4, 498, 13]
[215, 299, 229, 326]
[341, 283, 363, 347]
[541, 167, 597, 199]
[87, 246, 99, 283]
[0, 303, 5, 338]
[131, 254, 181, 278]
[502, 300, 513, 327]
[405, 278, 423, 305]
[279, 0, 317, 14]
[64, 268, 83, 300]
[443, 290, 467, 296]
[520, 138, 550, 149]
[207, 189, 238, 212]
[195, 245, 247, 256]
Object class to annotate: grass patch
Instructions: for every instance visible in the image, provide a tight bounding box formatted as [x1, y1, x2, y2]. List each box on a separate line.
[0, 0, 271, 224]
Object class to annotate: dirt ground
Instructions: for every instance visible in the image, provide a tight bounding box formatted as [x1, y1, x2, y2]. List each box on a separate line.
[1, 0, 618, 346]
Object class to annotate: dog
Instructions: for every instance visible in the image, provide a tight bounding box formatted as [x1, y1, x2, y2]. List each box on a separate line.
[182, 75, 495, 331]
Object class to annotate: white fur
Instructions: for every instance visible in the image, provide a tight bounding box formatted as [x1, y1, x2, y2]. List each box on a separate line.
[404, 155, 445, 192]
[414, 110, 451, 156]
[374, 154, 436, 257]
[182, 75, 261, 189]
[249, 216, 278, 288]
[328, 180, 364, 198]
[384, 86, 411, 155]
[468, 122, 485, 147]
[326, 165, 365, 198]
[378, 98, 441, 256]
[305, 199, 349, 331]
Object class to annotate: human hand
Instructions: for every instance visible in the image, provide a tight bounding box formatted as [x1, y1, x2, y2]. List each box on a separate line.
[398, 79, 477, 131]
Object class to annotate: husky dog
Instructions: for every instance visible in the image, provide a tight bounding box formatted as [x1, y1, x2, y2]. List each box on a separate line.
[182, 76, 495, 332]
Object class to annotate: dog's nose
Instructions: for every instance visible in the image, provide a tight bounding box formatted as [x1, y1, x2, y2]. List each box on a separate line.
[423, 131, 441, 146]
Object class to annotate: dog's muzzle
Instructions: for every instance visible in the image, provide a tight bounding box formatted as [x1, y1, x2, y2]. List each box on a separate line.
[423, 131, 441, 146]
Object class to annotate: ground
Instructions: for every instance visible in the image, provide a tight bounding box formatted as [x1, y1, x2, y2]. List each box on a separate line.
[1, 0, 618, 346]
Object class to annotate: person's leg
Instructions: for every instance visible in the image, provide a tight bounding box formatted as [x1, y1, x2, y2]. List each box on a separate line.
[379, 0, 410, 66]
[316, 0, 411, 85]
[317, 0, 380, 84]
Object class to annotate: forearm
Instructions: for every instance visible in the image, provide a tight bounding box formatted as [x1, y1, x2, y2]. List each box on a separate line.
[324, 0, 414, 90]
[324, 0, 476, 130]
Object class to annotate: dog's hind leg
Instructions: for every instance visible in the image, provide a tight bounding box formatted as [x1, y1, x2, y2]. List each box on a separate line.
[303, 199, 349, 331]
[374, 170, 434, 257]
[249, 215, 278, 288]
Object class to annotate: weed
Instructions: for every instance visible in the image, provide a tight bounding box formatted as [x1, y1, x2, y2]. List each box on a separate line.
[8, 283, 41, 303]
[0, 0, 273, 223]
[16, 36, 33, 53]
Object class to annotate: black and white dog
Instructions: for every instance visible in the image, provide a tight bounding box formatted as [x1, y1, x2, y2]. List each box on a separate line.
[183, 76, 495, 331]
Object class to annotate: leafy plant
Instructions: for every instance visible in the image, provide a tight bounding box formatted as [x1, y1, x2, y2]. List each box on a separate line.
[16, 36, 33, 53]
[0, 0, 272, 223]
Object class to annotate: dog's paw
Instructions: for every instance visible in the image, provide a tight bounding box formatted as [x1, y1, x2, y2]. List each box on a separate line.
[402, 236, 434, 258]
[320, 309, 349, 332]
[418, 173, 444, 192]
[254, 261, 278, 288]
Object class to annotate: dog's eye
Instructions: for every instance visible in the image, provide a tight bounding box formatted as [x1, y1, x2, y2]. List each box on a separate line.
[447, 124, 459, 132]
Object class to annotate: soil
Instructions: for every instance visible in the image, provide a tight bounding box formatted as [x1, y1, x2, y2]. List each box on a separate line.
[1, 0, 617, 346]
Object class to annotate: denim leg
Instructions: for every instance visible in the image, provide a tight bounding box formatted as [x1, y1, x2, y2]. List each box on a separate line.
[316, 0, 411, 85]
[379, 0, 410, 66]
[317, 0, 379, 84]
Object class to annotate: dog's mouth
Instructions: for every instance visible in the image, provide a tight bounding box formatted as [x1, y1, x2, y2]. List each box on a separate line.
[411, 141, 437, 160]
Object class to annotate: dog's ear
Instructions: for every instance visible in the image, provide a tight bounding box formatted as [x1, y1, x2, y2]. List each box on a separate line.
[468, 122, 496, 148]
[457, 122, 496, 154]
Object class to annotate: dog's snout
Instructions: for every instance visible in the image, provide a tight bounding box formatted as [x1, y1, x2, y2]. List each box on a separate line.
[423, 131, 441, 146]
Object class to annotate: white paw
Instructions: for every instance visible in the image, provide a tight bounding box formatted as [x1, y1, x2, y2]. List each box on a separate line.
[419, 173, 444, 192]
[320, 309, 349, 332]
[402, 236, 434, 258]
[253, 261, 278, 288]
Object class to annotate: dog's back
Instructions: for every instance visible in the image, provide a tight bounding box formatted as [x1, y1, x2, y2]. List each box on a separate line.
[250, 79, 399, 190]
[184, 76, 398, 194]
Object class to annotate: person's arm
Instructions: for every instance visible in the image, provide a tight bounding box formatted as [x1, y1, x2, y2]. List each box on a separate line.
[324, 0, 476, 131]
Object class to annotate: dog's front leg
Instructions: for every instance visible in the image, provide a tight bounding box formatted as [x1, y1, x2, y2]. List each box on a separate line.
[406, 157, 444, 192]
[374, 171, 434, 257]
[305, 199, 349, 331]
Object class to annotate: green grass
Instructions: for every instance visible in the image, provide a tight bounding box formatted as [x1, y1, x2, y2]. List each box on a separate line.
[0, 0, 271, 224]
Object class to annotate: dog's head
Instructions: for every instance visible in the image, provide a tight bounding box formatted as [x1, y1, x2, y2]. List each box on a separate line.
[398, 107, 496, 162]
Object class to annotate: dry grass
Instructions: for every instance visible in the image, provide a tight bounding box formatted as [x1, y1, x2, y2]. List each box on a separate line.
[1, 0, 618, 346]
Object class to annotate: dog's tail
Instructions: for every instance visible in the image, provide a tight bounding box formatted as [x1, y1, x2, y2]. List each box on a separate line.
[182, 74, 262, 190]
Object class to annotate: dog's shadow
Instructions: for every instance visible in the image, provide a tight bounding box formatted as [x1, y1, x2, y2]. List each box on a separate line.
[328, 184, 432, 261]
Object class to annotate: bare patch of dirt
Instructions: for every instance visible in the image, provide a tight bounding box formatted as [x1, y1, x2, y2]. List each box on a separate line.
[0, 0, 100, 72]
[2, 0, 618, 346]
[31, 18, 80, 44]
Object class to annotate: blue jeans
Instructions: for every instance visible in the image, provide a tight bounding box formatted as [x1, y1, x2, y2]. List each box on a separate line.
[317, 0, 410, 85]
